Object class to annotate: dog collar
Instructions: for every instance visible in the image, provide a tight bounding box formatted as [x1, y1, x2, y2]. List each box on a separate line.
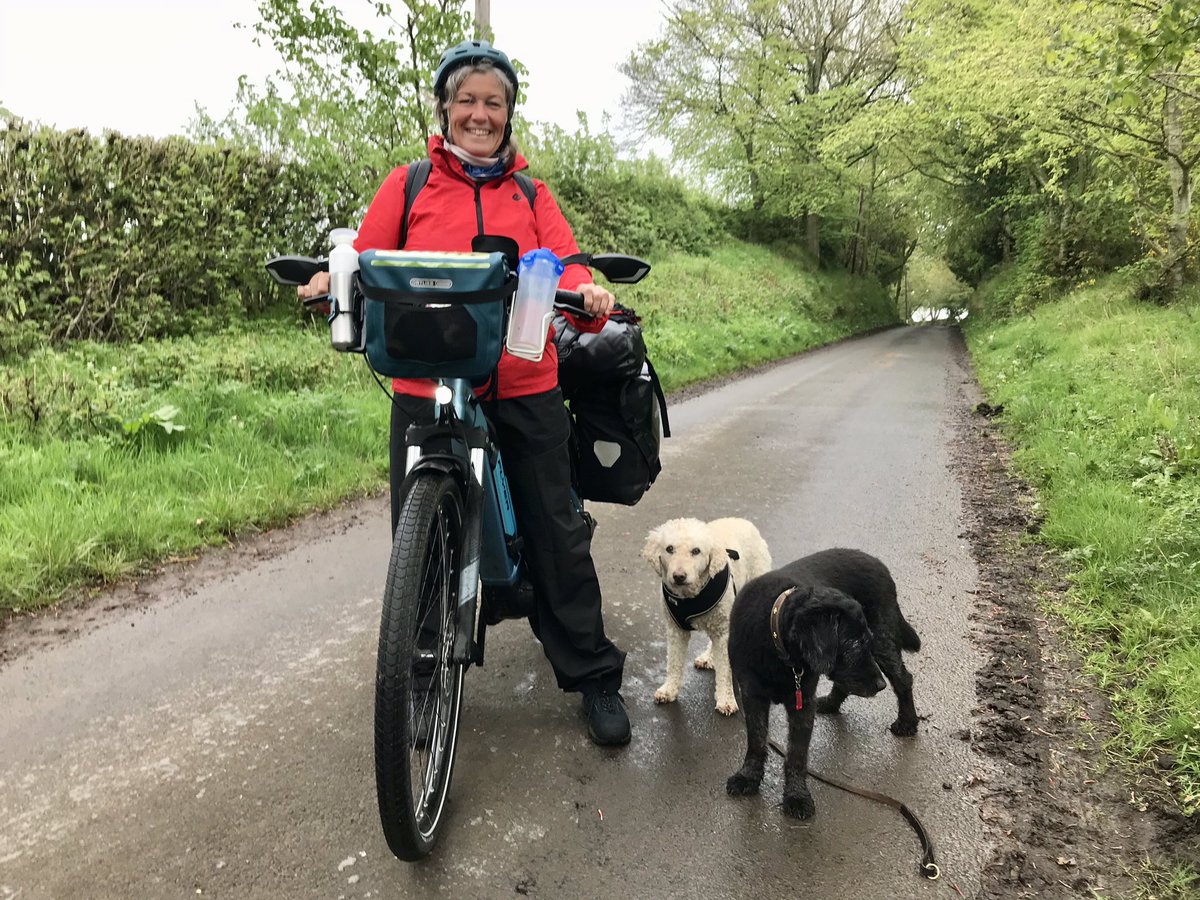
[662, 563, 732, 632]
[770, 587, 807, 710]
[770, 587, 800, 664]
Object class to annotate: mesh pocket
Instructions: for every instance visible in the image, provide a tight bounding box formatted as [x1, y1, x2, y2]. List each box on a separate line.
[383, 304, 479, 365]
[364, 297, 503, 379]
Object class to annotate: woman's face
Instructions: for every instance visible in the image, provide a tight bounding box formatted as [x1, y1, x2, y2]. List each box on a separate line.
[447, 70, 508, 157]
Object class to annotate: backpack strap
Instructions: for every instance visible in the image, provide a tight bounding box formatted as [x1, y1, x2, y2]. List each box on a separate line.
[513, 172, 537, 211]
[645, 358, 671, 438]
[399, 158, 432, 249]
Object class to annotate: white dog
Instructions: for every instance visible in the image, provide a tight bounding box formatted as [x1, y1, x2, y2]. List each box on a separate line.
[642, 517, 773, 715]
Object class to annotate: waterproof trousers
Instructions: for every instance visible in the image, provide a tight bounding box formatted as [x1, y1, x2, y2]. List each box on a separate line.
[388, 388, 625, 695]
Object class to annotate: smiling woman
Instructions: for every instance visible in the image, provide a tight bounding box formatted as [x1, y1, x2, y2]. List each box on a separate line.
[293, 38, 635, 750]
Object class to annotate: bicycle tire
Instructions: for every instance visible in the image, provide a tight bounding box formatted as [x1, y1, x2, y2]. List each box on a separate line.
[375, 471, 467, 860]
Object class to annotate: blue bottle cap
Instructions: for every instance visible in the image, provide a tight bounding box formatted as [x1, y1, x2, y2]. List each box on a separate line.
[519, 247, 564, 276]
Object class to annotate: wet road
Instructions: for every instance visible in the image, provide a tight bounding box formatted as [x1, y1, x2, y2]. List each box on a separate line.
[1, 325, 987, 899]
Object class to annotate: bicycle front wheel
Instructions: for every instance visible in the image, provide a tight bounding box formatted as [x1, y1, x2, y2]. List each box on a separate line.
[375, 470, 467, 860]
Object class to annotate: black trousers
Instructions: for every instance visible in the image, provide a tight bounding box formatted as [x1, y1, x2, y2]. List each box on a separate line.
[389, 388, 625, 695]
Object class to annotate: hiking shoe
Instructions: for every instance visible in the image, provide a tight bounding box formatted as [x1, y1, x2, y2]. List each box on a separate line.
[581, 690, 631, 746]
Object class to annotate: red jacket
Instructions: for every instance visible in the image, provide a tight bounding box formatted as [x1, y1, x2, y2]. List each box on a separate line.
[354, 135, 606, 398]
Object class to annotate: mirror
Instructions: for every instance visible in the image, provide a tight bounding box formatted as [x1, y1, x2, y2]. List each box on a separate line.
[265, 255, 327, 287]
[583, 254, 651, 284]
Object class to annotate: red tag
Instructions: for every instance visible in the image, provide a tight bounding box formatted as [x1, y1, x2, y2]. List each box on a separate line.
[795, 690, 804, 711]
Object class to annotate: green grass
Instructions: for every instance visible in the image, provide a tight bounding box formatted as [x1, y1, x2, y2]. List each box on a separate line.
[0, 319, 389, 609]
[965, 275, 1200, 814]
[0, 239, 895, 612]
[618, 242, 895, 392]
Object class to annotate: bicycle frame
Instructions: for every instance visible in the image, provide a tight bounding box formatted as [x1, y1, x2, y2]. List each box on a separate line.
[265, 238, 652, 861]
[399, 377, 525, 668]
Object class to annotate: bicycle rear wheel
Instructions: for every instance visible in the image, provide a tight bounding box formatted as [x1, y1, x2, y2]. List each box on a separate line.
[375, 470, 467, 860]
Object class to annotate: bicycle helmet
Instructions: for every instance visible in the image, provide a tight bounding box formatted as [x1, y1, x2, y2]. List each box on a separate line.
[433, 39, 520, 101]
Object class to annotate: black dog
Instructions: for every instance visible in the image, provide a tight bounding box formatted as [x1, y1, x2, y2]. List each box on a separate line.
[725, 548, 921, 820]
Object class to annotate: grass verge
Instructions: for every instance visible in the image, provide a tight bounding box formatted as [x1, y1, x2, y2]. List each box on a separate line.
[0, 239, 895, 612]
[965, 272, 1200, 815]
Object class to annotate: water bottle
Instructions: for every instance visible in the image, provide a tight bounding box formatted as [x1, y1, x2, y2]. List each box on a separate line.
[505, 248, 564, 362]
[328, 227, 360, 351]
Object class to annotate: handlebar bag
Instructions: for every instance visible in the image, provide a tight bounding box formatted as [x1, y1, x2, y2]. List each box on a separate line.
[358, 249, 514, 379]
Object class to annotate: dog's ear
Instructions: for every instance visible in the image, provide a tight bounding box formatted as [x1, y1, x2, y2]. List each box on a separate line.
[642, 528, 665, 574]
[792, 608, 841, 675]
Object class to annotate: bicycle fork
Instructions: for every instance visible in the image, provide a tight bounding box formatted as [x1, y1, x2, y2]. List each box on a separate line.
[452, 447, 486, 667]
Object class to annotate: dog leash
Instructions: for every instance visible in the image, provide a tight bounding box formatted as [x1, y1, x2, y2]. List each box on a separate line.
[766, 738, 940, 880]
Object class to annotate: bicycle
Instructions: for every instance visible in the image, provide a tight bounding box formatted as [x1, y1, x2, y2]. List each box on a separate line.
[266, 235, 650, 860]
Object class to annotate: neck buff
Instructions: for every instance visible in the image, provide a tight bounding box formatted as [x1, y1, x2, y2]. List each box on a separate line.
[445, 141, 509, 180]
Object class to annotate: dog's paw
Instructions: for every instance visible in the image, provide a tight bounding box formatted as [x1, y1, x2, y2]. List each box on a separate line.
[715, 698, 738, 716]
[889, 717, 918, 737]
[693, 654, 713, 670]
[725, 773, 761, 796]
[782, 793, 816, 820]
[654, 685, 679, 704]
[814, 694, 843, 716]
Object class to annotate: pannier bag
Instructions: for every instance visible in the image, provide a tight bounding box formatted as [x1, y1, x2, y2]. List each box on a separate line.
[553, 305, 671, 505]
[358, 249, 514, 379]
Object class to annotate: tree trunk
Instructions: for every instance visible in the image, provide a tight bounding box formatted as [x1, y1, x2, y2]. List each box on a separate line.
[1162, 85, 1192, 294]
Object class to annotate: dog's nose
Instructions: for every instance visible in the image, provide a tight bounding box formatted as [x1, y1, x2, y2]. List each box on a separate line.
[672, 573, 687, 586]
[873, 674, 887, 693]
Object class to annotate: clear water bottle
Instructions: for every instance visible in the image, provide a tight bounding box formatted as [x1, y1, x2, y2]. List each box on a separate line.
[505, 248, 564, 362]
[328, 227, 360, 351]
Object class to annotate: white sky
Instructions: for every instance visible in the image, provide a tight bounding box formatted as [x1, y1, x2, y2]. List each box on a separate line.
[0, 0, 668, 141]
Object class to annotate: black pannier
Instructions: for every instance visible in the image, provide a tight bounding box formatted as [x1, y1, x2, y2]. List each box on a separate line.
[553, 305, 670, 505]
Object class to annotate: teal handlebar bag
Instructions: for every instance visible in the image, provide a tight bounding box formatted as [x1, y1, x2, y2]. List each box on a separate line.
[358, 249, 515, 379]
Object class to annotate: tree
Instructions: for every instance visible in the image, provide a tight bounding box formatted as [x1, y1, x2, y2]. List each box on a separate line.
[621, 0, 905, 267]
[190, 0, 473, 229]
[1056, 0, 1200, 296]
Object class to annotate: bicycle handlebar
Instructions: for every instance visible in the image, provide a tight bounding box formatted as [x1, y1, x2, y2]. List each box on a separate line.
[553, 289, 591, 319]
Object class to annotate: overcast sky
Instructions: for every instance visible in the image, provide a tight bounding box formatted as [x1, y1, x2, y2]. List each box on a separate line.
[0, 0, 668, 141]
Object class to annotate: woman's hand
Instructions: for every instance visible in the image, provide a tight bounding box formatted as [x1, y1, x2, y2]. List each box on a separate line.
[298, 270, 331, 301]
[577, 282, 615, 319]
[297, 270, 332, 315]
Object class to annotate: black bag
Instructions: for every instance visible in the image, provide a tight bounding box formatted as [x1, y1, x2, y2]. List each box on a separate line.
[553, 305, 670, 505]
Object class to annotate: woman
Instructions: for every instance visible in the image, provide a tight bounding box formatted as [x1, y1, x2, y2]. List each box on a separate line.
[299, 40, 630, 746]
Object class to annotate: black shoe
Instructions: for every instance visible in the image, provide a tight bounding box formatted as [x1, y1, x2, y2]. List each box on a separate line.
[581, 690, 631, 746]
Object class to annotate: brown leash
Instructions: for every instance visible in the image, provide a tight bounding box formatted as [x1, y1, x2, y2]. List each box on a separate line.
[767, 738, 941, 881]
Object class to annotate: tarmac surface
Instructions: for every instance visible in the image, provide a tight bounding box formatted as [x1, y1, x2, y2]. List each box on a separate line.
[1, 325, 991, 899]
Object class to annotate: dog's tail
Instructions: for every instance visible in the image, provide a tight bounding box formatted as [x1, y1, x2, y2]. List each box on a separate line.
[899, 615, 921, 653]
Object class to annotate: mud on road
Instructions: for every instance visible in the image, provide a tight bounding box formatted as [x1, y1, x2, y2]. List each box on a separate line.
[947, 335, 1198, 898]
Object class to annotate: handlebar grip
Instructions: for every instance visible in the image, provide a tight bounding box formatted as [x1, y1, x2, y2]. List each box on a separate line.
[302, 293, 333, 309]
[554, 289, 592, 318]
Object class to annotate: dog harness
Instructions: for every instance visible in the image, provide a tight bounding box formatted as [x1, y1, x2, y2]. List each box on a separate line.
[770, 586, 806, 710]
[661, 559, 735, 632]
